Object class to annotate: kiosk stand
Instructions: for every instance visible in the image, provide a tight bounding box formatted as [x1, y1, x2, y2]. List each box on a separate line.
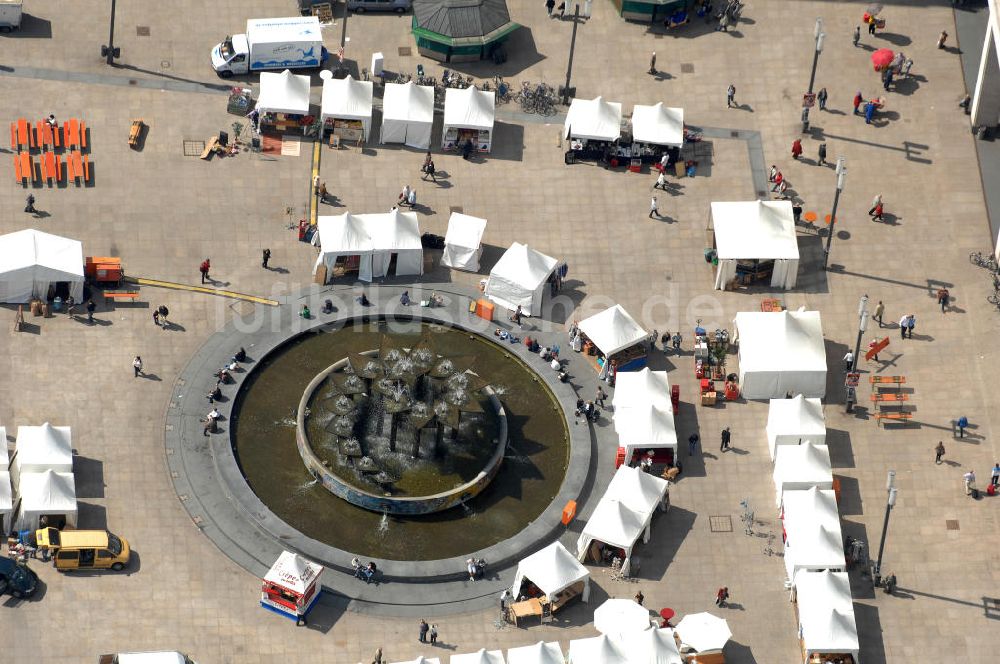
[260, 550, 324, 625]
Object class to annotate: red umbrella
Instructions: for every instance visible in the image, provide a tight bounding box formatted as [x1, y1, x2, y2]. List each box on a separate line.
[872, 49, 894, 71]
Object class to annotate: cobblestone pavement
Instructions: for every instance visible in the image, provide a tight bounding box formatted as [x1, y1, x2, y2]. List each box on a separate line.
[1, 1, 998, 663]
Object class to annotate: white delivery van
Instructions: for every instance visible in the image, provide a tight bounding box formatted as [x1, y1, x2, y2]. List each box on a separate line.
[0, 1, 23, 32]
[98, 653, 196, 664]
[212, 16, 328, 78]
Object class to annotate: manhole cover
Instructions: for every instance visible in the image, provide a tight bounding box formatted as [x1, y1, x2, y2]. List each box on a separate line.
[680, 63, 694, 73]
[161, 60, 171, 69]
[709, 516, 733, 532]
[398, 46, 412, 56]
[946, 519, 960, 530]
[730, 130, 739, 138]
[449, 206, 464, 214]
[183, 140, 205, 156]
[136, 26, 150, 36]
[128, 79, 138, 85]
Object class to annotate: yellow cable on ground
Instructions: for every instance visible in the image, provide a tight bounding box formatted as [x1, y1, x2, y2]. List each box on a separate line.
[125, 277, 279, 306]
[310, 138, 321, 226]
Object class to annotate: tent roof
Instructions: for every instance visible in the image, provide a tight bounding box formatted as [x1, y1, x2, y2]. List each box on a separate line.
[390, 657, 442, 664]
[317, 213, 374, 253]
[382, 82, 435, 122]
[15, 423, 72, 467]
[257, 69, 311, 114]
[568, 635, 629, 664]
[414, 0, 515, 39]
[773, 443, 833, 487]
[631, 103, 684, 146]
[784, 487, 839, 523]
[783, 489, 844, 570]
[449, 649, 505, 664]
[514, 541, 589, 598]
[767, 395, 826, 435]
[614, 402, 677, 451]
[0, 427, 7, 466]
[0, 229, 84, 282]
[605, 465, 669, 517]
[321, 75, 373, 120]
[18, 469, 77, 512]
[317, 211, 421, 254]
[594, 598, 651, 638]
[621, 627, 683, 664]
[490, 242, 558, 291]
[578, 304, 647, 357]
[612, 368, 671, 409]
[264, 551, 323, 593]
[444, 86, 496, 130]
[735, 311, 826, 373]
[581, 498, 646, 549]
[712, 200, 799, 260]
[506, 642, 563, 664]
[795, 571, 860, 654]
[0, 471, 11, 512]
[565, 96, 623, 142]
[444, 212, 487, 250]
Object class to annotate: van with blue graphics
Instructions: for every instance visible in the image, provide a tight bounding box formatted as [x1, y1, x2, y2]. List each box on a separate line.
[212, 16, 329, 78]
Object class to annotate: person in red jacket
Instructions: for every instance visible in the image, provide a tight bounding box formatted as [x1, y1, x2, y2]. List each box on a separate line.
[853, 91, 863, 115]
[791, 139, 803, 160]
[771, 171, 783, 192]
[199, 258, 211, 284]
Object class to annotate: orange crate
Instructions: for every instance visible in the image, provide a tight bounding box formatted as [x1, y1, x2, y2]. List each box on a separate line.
[475, 298, 494, 321]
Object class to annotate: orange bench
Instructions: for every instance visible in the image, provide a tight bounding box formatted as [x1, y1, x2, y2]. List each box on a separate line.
[870, 375, 906, 385]
[875, 412, 913, 426]
[13, 152, 33, 184]
[104, 291, 139, 304]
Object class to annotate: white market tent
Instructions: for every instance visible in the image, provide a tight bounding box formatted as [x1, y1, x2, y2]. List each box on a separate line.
[390, 658, 441, 664]
[257, 69, 311, 115]
[321, 75, 374, 140]
[594, 598, 652, 638]
[605, 465, 669, 520]
[773, 443, 833, 506]
[613, 402, 677, 462]
[0, 229, 84, 303]
[578, 305, 648, 359]
[511, 541, 591, 604]
[711, 200, 800, 290]
[14, 469, 77, 530]
[565, 96, 623, 142]
[381, 81, 435, 148]
[675, 613, 732, 654]
[576, 498, 647, 576]
[485, 242, 558, 317]
[506, 642, 564, 664]
[264, 550, 323, 595]
[622, 627, 684, 664]
[443, 87, 496, 151]
[795, 570, 860, 664]
[734, 311, 827, 400]
[450, 649, 505, 664]
[631, 103, 684, 147]
[12, 422, 73, 481]
[0, 426, 8, 467]
[442, 212, 488, 272]
[568, 634, 629, 664]
[766, 395, 827, 460]
[612, 368, 671, 410]
[782, 488, 845, 579]
[313, 210, 423, 282]
[0, 471, 11, 533]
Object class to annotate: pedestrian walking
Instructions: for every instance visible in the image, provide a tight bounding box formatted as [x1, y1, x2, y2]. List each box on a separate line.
[957, 415, 968, 438]
[655, 170, 668, 190]
[418, 619, 429, 642]
[791, 139, 803, 160]
[868, 16, 876, 35]
[688, 432, 699, 455]
[868, 194, 882, 215]
[86, 298, 96, 324]
[720, 427, 731, 451]
[817, 87, 828, 111]
[991, 463, 1000, 487]
[883, 69, 893, 91]
[935, 441, 945, 464]
[199, 258, 211, 284]
[545, 0, 554, 15]
[937, 30, 948, 49]
[158, 305, 169, 328]
[133, 356, 143, 377]
[318, 182, 329, 201]
[864, 101, 876, 124]
[634, 590, 645, 606]
[906, 314, 915, 338]
[853, 91, 863, 115]
[873, 300, 885, 327]
[898, 314, 909, 339]
[262, 248, 271, 269]
[372, 647, 383, 664]
[557, 1, 565, 18]
[717, 11, 730, 31]
[66, 296, 76, 317]
[843, 351, 854, 371]
[963, 469, 976, 496]
[727, 84, 736, 108]
[423, 159, 436, 182]
[672, 332, 682, 352]
[596, 386, 607, 408]
[649, 196, 659, 219]
[398, 184, 411, 205]
[649, 51, 657, 75]
[902, 58, 913, 78]
[429, 624, 438, 644]
[771, 171, 783, 192]
[871, 201, 884, 221]
[768, 164, 777, 182]
[853, 25, 861, 46]
[153, 310, 160, 326]
[24, 194, 36, 214]
[818, 143, 827, 166]
[715, 587, 729, 607]
[775, 180, 788, 199]
[868, 338, 880, 362]
[937, 288, 949, 312]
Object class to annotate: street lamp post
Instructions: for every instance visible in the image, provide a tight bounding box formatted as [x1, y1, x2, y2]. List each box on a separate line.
[823, 157, 846, 269]
[872, 471, 898, 590]
[101, 0, 120, 65]
[852, 294, 869, 372]
[560, 4, 581, 105]
[802, 18, 825, 132]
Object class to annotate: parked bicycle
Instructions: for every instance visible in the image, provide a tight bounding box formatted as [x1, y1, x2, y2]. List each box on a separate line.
[969, 250, 998, 272]
[988, 274, 1000, 307]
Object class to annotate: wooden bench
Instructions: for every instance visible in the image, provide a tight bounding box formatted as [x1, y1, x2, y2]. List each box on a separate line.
[871, 393, 909, 403]
[870, 375, 906, 386]
[200, 136, 220, 159]
[128, 119, 143, 148]
[875, 412, 913, 427]
[104, 290, 139, 304]
[14, 152, 33, 184]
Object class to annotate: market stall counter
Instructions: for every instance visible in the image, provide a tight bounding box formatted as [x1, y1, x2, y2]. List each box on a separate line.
[255, 69, 312, 135]
[320, 75, 373, 144]
[442, 86, 495, 152]
[573, 304, 648, 379]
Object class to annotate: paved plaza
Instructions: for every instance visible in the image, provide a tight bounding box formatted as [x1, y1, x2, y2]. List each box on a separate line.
[2, 0, 999, 662]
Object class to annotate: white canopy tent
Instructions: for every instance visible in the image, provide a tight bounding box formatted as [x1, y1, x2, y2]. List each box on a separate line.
[0, 471, 11, 533]
[773, 443, 833, 506]
[613, 403, 677, 462]
[613, 368, 671, 410]
[605, 465, 669, 520]
[594, 598, 652, 638]
[622, 627, 684, 664]
[443, 87, 495, 152]
[12, 422, 72, 482]
[567, 635, 629, 664]
[631, 103, 684, 147]
[506, 642, 563, 664]
[794, 570, 860, 664]
[0, 229, 85, 303]
[782, 488, 845, 580]
[263, 550, 323, 595]
[711, 200, 800, 290]
[257, 69, 311, 115]
[511, 541, 591, 603]
[766, 395, 827, 460]
[381, 81, 435, 148]
[313, 210, 423, 282]
[675, 613, 732, 654]
[734, 311, 827, 399]
[14, 469, 77, 530]
[578, 304, 648, 359]
[450, 649, 505, 664]
[0, 426, 8, 467]
[485, 242, 558, 317]
[442, 212, 488, 272]
[565, 96, 623, 142]
[576, 498, 648, 576]
[321, 75, 374, 141]
[391, 658, 441, 664]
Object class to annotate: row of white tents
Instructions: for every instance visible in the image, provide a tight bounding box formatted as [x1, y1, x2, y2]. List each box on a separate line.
[2, 423, 78, 532]
[564, 97, 684, 147]
[734, 310, 828, 400]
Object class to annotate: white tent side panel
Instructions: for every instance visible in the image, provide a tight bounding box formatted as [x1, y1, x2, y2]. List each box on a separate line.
[442, 213, 487, 272]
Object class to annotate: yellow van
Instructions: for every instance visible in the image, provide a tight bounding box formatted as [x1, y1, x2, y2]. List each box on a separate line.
[35, 528, 131, 571]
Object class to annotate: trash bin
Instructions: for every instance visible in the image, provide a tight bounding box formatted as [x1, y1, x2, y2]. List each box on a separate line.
[564, 150, 576, 165]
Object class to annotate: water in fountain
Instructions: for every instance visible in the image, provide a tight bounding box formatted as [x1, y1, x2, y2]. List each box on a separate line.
[376, 511, 390, 538]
